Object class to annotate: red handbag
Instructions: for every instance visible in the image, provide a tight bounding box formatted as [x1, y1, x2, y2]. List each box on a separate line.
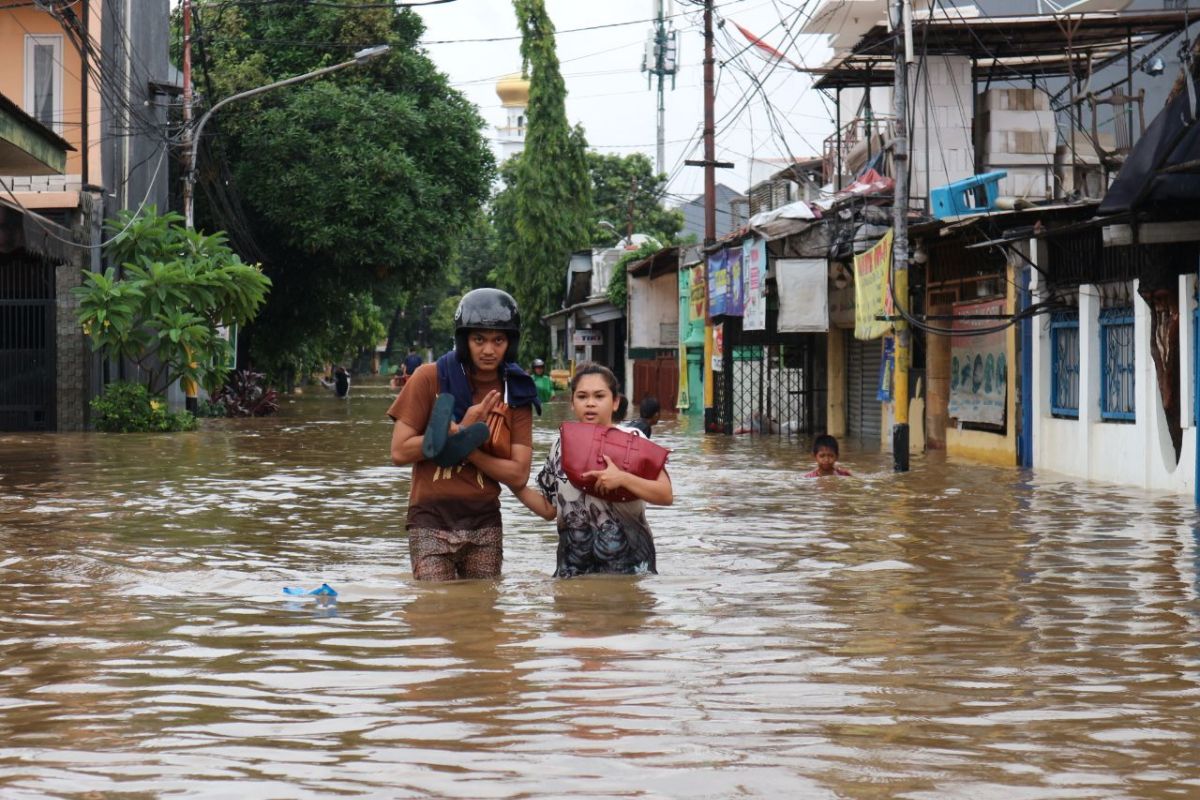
[559, 421, 669, 503]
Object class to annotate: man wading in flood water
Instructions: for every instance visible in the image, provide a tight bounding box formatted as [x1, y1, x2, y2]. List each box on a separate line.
[387, 289, 540, 581]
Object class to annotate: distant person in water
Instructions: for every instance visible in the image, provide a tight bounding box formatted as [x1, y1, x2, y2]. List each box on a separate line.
[623, 395, 661, 438]
[321, 366, 350, 398]
[531, 358, 555, 404]
[804, 434, 851, 477]
[510, 363, 672, 577]
[402, 346, 423, 378]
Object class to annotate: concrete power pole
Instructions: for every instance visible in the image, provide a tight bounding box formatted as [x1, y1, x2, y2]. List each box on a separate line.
[685, 0, 734, 433]
[182, 0, 194, 228]
[891, 0, 912, 472]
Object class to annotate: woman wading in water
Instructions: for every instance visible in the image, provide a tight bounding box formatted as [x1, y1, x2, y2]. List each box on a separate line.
[511, 363, 673, 577]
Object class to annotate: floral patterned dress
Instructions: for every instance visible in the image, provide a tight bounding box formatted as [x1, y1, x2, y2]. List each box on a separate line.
[536, 435, 658, 577]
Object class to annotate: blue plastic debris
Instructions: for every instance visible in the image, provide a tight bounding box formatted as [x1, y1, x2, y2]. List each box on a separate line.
[283, 583, 338, 597]
[930, 171, 1007, 219]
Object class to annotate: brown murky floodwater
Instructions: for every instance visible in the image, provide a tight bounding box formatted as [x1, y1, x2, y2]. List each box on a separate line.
[3, 378, 1200, 799]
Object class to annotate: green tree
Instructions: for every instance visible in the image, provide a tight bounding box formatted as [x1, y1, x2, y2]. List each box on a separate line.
[502, 0, 592, 363]
[188, 2, 494, 379]
[587, 152, 683, 247]
[74, 207, 271, 396]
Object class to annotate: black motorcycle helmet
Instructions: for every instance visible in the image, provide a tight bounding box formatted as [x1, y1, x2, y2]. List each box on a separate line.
[454, 288, 521, 367]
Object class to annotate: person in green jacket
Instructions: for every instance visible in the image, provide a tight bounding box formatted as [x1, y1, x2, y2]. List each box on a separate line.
[531, 358, 555, 403]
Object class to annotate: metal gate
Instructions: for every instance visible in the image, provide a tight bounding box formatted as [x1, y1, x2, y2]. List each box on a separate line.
[846, 333, 881, 442]
[0, 256, 56, 431]
[715, 317, 826, 438]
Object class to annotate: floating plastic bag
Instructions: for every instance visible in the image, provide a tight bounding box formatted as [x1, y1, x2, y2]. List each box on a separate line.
[283, 583, 337, 597]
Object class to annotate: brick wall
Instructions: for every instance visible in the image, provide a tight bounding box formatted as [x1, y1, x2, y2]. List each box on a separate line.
[55, 263, 88, 431]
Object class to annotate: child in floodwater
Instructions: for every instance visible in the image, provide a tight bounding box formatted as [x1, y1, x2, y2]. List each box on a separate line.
[510, 362, 673, 577]
[804, 434, 852, 477]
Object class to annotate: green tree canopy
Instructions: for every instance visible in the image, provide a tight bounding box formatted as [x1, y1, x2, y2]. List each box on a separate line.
[587, 151, 683, 247]
[188, 2, 495, 378]
[501, 0, 592, 363]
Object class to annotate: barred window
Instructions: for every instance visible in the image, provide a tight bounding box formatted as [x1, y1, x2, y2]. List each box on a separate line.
[1050, 312, 1079, 418]
[1099, 307, 1135, 421]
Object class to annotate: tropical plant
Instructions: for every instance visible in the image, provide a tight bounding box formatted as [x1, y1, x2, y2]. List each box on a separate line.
[213, 369, 280, 417]
[90, 381, 198, 433]
[185, 4, 494, 381]
[74, 207, 271, 397]
[500, 0, 593, 363]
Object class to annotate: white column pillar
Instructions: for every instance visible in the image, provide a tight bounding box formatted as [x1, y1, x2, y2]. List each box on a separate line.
[1180, 273, 1195, 431]
[1029, 242, 1046, 466]
[1078, 283, 1100, 477]
[1133, 278, 1152, 487]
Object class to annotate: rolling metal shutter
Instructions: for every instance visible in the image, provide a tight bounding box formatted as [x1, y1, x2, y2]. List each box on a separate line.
[846, 333, 882, 442]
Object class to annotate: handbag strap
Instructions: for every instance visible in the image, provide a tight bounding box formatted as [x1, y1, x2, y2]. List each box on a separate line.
[592, 425, 607, 465]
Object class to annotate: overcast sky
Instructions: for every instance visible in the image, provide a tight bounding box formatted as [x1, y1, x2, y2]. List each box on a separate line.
[414, 0, 837, 206]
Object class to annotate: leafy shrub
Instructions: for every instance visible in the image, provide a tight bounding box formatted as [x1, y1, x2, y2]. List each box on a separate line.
[194, 397, 228, 418]
[91, 381, 198, 433]
[213, 369, 280, 417]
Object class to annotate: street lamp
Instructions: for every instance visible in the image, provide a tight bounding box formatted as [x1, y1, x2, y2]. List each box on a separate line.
[183, 44, 392, 228]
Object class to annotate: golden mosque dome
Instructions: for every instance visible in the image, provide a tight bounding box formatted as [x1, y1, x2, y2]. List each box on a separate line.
[495, 73, 530, 107]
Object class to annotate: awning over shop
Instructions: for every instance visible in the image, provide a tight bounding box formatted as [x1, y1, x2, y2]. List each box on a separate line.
[808, 8, 1195, 89]
[541, 296, 623, 326]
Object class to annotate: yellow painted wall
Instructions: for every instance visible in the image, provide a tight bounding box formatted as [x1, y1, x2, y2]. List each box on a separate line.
[0, 8, 94, 180]
[945, 261, 1019, 467]
[826, 330, 846, 437]
[0, 9, 84, 169]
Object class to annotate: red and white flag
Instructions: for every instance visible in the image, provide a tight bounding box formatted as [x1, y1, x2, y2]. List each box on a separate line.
[731, 21, 804, 71]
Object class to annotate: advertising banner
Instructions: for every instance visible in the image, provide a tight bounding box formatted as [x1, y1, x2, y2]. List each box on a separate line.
[726, 247, 744, 317]
[853, 228, 894, 340]
[948, 298, 1007, 425]
[877, 336, 894, 402]
[707, 250, 729, 318]
[712, 323, 724, 372]
[742, 238, 767, 330]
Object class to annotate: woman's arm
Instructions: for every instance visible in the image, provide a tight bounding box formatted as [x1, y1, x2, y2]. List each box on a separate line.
[511, 484, 556, 520]
[583, 456, 673, 506]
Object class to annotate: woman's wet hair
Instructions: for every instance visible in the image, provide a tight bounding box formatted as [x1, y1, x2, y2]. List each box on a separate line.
[569, 362, 619, 396]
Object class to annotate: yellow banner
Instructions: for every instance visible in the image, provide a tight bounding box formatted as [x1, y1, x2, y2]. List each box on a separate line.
[688, 264, 706, 321]
[854, 228, 894, 340]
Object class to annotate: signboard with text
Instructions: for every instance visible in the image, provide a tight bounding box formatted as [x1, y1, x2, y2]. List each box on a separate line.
[742, 238, 767, 331]
[948, 298, 1007, 425]
[853, 228, 894, 340]
[573, 329, 603, 346]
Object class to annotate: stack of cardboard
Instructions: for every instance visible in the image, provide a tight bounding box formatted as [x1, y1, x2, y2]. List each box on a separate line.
[976, 88, 1057, 200]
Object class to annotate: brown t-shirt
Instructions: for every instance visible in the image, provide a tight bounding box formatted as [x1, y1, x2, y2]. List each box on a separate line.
[388, 362, 533, 531]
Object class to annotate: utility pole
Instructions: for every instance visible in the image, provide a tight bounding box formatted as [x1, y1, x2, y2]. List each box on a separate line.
[180, 0, 197, 412]
[642, 1, 678, 176]
[626, 176, 638, 244]
[891, 0, 912, 472]
[685, 0, 734, 433]
[181, 0, 194, 228]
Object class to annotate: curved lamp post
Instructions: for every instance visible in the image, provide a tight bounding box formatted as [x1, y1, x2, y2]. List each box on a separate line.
[184, 44, 391, 228]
